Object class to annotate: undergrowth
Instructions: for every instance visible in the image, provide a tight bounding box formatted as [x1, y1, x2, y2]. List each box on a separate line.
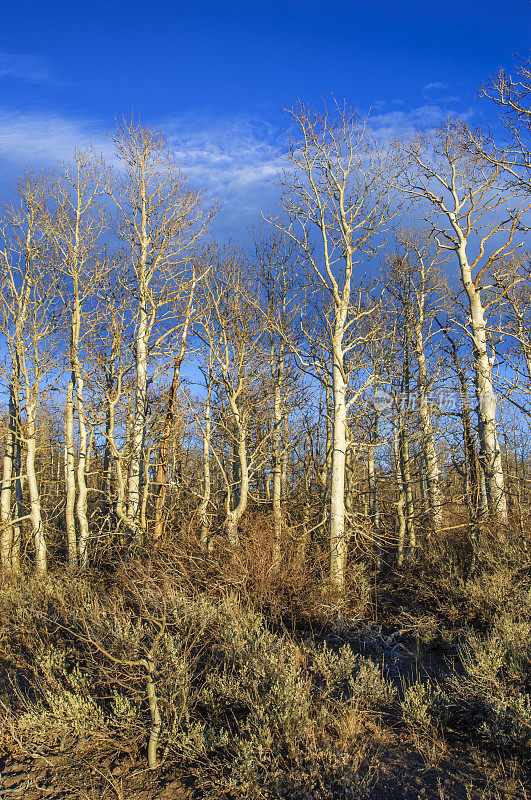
[0, 521, 530, 798]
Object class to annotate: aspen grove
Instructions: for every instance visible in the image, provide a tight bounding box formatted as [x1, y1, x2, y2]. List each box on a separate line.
[2, 90, 531, 589]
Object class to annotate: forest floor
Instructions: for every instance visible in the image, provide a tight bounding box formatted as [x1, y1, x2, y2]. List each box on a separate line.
[0, 531, 530, 800]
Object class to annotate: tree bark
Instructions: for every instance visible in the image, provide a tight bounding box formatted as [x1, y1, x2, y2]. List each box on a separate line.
[199, 379, 212, 550]
[76, 377, 89, 568]
[330, 329, 348, 594]
[0, 383, 19, 574]
[271, 344, 284, 570]
[26, 398, 46, 576]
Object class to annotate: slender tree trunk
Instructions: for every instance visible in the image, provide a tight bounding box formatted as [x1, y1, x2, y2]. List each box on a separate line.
[153, 359, 181, 541]
[394, 415, 406, 566]
[271, 345, 284, 570]
[108, 401, 142, 544]
[330, 330, 348, 594]
[317, 383, 333, 537]
[140, 446, 150, 535]
[457, 241, 507, 522]
[128, 308, 148, 541]
[199, 380, 211, 550]
[76, 378, 90, 568]
[103, 383, 115, 522]
[414, 321, 442, 531]
[0, 380, 19, 575]
[399, 333, 415, 558]
[399, 423, 415, 558]
[11, 427, 22, 574]
[447, 332, 487, 526]
[26, 400, 46, 576]
[368, 406, 380, 531]
[419, 453, 428, 514]
[225, 398, 248, 546]
[0, 383, 18, 574]
[64, 378, 77, 568]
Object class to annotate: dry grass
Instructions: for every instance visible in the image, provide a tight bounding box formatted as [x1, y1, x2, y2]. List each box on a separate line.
[0, 517, 530, 798]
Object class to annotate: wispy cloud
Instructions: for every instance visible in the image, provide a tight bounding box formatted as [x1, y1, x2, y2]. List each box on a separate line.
[422, 81, 448, 93]
[0, 109, 284, 234]
[0, 101, 476, 234]
[161, 114, 286, 233]
[163, 114, 283, 196]
[369, 103, 474, 140]
[0, 52, 53, 83]
[0, 109, 109, 165]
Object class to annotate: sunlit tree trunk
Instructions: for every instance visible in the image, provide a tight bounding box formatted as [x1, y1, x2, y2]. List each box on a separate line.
[225, 398, 248, 546]
[394, 415, 406, 566]
[457, 242, 508, 523]
[330, 323, 348, 593]
[199, 378, 212, 550]
[26, 394, 46, 576]
[76, 377, 90, 568]
[0, 383, 19, 574]
[413, 317, 442, 531]
[271, 343, 284, 570]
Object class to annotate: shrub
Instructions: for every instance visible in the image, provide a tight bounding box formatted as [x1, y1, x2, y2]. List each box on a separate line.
[452, 614, 531, 750]
[401, 679, 447, 731]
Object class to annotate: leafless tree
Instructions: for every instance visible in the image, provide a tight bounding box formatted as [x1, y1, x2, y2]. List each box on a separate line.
[109, 119, 215, 542]
[398, 122, 531, 523]
[270, 101, 397, 593]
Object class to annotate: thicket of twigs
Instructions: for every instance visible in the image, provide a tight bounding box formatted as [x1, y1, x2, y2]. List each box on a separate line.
[0, 515, 530, 800]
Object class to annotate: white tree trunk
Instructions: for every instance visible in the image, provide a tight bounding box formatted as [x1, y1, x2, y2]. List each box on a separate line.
[367, 442, 379, 529]
[394, 416, 406, 566]
[65, 377, 77, 568]
[330, 333, 348, 594]
[414, 321, 442, 530]
[128, 309, 148, 540]
[0, 383, 17, 574]
[457, 242, 507, 522]
[199, 384, 211, 550]
[271, 346, 283, 570]
[26, 400, 46, 576]
[76, 377, 90, 568]
[225, 397, 248, 546]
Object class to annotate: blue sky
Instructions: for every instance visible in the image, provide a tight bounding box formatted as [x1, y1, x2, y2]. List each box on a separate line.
[0, 0, 530, 236]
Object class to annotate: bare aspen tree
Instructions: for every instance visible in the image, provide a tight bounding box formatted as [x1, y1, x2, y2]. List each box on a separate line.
[252, 229, 300, 569]
[399, 123, 531, 523]
[46, 150, 110, 568]
[0, 175, 60, 576]
[110, 120, 214, 542]
[0, 375, 22, 574]
[475, 57, 531, 192]
[152, 253, 210, 541]
[271, 102, 396, 593]
[386, 232, 446, 531]
[393, 411, 407, 565]
[198, 367, 213, 550]
[441, 323, 488, 567]
[197, 250, 270, 546]
[86, 266, 136, 532]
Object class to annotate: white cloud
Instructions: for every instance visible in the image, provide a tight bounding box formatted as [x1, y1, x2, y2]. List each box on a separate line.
[0, 52, 52, 83]
[368, 103, 474, 140]
[163, 114, 283, 192]
[0, 101, 477, 235]
[0, 109, 285, 235]
[422, 81, 448, 93]
[0, 109, 109, 165]
[436, 95, 462, 104]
